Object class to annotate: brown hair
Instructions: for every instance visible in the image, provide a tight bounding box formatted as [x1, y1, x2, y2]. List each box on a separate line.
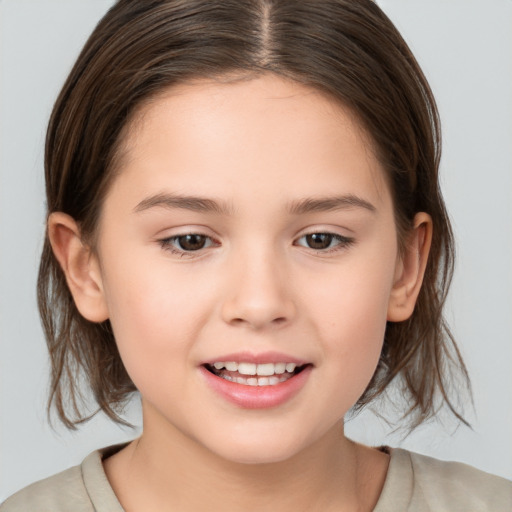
[38, 0, 470, 429]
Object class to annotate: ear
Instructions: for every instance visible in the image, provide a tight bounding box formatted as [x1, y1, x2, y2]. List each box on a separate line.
[48, 212, 109, 322]
[387, 212, 433, 322]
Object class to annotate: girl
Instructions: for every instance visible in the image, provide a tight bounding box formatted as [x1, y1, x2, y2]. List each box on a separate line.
[2, 0, 511, 510]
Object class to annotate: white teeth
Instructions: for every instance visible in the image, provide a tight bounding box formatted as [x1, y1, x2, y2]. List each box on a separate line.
[269, 376, 280, 385]
[246, 377, 258, 386]
[257, 377, 269, 386]
[274, 362, 286, 374]
[285, 363, 296, 373]
[256, 363, 275, 376]
[210, 361, 302, 377]
[238, 362, 257, 375]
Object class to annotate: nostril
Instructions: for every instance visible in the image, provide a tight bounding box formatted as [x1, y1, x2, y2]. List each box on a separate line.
[227, 315, 289, 328]
[221, 293, 295, 329]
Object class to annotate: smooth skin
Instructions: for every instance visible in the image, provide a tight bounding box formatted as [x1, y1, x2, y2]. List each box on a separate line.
[49, 75, 432, 512]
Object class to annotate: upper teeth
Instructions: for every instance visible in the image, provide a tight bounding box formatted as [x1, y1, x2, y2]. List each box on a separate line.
[212, 362, 297, 375]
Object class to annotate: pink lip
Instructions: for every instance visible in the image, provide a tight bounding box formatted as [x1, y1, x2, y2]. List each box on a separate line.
[201, 351, 308, 366]
[199, 364, 312, 409]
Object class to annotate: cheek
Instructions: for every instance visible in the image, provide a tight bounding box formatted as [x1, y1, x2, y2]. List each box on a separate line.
[303, 251, 396, 396]
[99, 252, 209, 383]
[304, 252, 395, 336]
[322, 291, 387, 394]
[104, 246, 200, 325]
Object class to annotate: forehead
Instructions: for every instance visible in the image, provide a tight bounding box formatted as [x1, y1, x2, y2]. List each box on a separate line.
[109, 74, 390, 210]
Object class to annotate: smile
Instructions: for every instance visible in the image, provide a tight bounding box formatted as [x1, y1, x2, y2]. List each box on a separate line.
[205, 361, 305, 386]
[201, 356, 312, 408]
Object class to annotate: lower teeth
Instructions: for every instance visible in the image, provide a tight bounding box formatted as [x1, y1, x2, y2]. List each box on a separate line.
[221, 374, 291, 386]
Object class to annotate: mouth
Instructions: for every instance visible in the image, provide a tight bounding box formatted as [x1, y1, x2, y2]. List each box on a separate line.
[200, 356, 313, 408]
[203, 361, 309, 387]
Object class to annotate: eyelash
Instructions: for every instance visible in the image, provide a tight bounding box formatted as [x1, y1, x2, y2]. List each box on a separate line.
[158, 232, 355, 257]
[158, 233, 218, 257]
[295, 232, 355, 253]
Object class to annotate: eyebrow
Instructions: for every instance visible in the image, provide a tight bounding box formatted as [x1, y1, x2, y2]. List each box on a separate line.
[287, 195, 376, 215]
[133, 192, 376, 215]
[134, 193, 233, 215]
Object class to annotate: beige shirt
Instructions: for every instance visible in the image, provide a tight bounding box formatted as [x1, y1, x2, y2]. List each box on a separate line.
[1, 445, 511, 511]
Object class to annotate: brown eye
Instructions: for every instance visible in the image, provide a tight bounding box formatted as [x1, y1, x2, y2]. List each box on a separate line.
[159, 233, 217, 255]
[177, 234, 207, 251]
[305, 233, 334, 249]
[295, 232, 354, 253]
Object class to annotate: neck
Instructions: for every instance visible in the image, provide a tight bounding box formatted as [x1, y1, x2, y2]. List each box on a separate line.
[104, 408, 388, 512]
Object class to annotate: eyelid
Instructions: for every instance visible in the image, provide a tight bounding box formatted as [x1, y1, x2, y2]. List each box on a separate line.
[158, 231, 220, 257]
[294, 230, 355, 253]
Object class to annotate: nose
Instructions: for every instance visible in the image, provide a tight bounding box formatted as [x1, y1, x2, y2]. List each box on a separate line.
[220, 249, 296, 330]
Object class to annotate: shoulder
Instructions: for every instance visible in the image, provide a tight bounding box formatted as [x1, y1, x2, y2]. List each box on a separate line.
[0, 445, 126, 512]
[0, 464, 92, 512]
[396, 448, 512, 511]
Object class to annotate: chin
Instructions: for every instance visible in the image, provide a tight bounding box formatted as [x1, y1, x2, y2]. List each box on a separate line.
[204, 429, 314, 466]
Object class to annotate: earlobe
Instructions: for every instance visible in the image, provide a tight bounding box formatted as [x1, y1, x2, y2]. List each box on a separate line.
[48, 212, 109, 323]
[387, 212, 433, 322]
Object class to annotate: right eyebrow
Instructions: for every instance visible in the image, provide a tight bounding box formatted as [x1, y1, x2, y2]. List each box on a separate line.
[133, 193, 233, 215]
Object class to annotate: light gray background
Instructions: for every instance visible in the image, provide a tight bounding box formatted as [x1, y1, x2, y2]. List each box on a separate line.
[1, 0, 511, 501]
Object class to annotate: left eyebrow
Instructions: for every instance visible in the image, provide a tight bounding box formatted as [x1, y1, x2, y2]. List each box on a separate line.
[287, 195, 377, 215]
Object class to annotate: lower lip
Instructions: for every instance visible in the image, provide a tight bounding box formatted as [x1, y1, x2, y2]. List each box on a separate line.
[200, 366, 312, 409]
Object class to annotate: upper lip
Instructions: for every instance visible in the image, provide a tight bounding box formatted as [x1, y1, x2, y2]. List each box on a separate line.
[201, 351, 310, 366]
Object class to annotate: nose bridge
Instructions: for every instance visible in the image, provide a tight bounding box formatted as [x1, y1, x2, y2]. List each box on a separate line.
[221, 239, 295, 329]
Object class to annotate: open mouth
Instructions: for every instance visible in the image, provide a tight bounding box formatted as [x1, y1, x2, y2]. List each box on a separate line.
[204, 361, 309, 387]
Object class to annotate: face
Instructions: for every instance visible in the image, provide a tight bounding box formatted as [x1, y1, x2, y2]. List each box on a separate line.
[92, 75, 403, 463]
